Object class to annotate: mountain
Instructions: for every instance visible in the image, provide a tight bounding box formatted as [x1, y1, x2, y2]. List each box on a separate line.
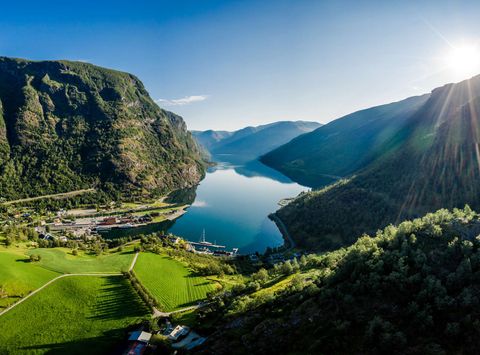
[197, 207, 480, 355]
[0, 57, 204, 200]
[275, 74, 480, 250]
[192, 121, 321, 162]
[261, 94, 430, 187]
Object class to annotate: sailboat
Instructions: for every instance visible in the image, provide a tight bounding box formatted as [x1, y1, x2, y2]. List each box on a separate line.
[198, 229, 213, 246]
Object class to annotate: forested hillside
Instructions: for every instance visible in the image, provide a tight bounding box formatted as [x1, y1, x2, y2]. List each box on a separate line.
[276, 74, 480, 250]
[192, 121, 321, 162]
[197, 207, 480, 354]
[0, 57, 204, 200]
[261, 94, 429, 187]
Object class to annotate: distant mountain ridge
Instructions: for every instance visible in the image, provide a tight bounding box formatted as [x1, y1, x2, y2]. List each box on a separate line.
[0, 57, 204, 200]
[192, 121, 321, 162]
[273, 74, 480, 250]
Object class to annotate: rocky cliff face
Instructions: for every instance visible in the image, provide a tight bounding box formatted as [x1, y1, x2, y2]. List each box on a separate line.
[0, 57, 205, 199]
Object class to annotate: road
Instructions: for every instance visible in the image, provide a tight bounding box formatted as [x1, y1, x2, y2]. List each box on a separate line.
[129, 252, 140, 271]
[270, 213, 296, 249]
[0, 252, 141, 318]
[152, 305, 202, 318]
[0, 273, 121, 318]
[2, 188, 96, 205]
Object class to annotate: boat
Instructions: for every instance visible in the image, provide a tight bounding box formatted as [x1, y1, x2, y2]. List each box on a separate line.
[198, 229, 213, 246]
[118, 223, 134, 229]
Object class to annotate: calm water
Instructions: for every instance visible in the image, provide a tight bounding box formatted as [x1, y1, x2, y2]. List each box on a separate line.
[103, 158, 306, 254]
[169, 159, 306, 254]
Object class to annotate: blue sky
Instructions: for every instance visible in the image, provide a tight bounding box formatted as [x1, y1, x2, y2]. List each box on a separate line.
[1, 0, 480, 130]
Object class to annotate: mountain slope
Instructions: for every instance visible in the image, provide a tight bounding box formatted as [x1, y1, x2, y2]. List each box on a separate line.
[277, 74, 480, 250]
[197, 207, 480, 355]
[261, 94, 430, 187]
[0, 57, 204, 200]
[192, 121, 321, 162]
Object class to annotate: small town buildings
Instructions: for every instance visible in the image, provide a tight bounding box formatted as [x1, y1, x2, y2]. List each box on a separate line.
[167, 325, 190, 341]
[124, 331, 153, 355]
[100, 217, 117, 225]
[128, 331, 152, 343]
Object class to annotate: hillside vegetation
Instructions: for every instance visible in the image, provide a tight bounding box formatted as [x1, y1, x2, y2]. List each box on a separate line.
[0, 57, 204, 200]
[261, 94, 429, 187]
[197, 207, 480, 354]
[274, 75, 480, 250]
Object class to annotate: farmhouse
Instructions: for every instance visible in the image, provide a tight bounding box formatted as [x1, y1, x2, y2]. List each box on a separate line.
[124, 331, 153, 355]
[128, 331, 152, 343]
[167, 325, 190, 341]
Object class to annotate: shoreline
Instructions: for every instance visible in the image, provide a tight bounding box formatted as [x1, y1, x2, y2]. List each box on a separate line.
[269, 212, 296, 249]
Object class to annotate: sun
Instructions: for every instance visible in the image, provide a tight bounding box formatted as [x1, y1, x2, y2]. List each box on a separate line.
[445, 43, 480, 79]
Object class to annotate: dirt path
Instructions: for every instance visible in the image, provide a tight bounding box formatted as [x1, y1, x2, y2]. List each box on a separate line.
[2, 188, 96, 205]
[0, 273, 121, 318]
[152, 304, 201, 318]
[129, 252, 140, 272]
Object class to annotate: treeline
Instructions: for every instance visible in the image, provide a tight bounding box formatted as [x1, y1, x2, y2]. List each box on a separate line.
[124, 270, 158, 310]
[196, 206, 480, 354]
[139, 233, 237, 277]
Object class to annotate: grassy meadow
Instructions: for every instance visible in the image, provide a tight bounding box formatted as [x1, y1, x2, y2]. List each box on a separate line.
[0, 275, 149, 354]
[134, 252, 218, 311]
[25, 247, 136, 274]
[0, 249, 60, 309]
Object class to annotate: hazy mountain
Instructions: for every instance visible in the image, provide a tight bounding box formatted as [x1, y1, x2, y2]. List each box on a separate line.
[0, 57, 204, 200]
[192, 121, 321, 162]
[261, 94, 430, 187]
[275, 74, 480, 250]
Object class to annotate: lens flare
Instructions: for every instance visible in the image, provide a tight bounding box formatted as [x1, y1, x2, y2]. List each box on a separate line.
[446, 44, 480, 79]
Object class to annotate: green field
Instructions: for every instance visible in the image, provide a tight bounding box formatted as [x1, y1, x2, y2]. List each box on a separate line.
[25, 247, 135, 274]
[0, 250, 60, 309]
[134, 252, 217, 311]
[0, 276, 149, 354]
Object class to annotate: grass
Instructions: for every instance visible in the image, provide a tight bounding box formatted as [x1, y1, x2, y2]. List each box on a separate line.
[0, 275, 149, 354]
[134, 252, 218, 311]
[25, 247, 136, 274]
[0, 250, 59, 309]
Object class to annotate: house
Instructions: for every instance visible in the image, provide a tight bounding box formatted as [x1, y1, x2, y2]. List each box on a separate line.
[169, 236, 181, 244]
[128, 331, 152, 343]
[100, 217, 117, 225]
[38, 233, 54, 241]
[123, 331, 152, 355]
[167, 325, 190, 341]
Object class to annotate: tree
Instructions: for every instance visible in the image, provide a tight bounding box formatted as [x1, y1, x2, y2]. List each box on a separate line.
[29, 254, 41, 262]
[282, 260, 294, 275]
[252, 268, 269, 285]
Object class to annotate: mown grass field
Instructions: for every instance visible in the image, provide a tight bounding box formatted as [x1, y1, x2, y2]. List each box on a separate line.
[0, 250, 60, 309]
[26, 247, 136, 274]
[0, 276, 149, 354]
[134, 252, 218, 311]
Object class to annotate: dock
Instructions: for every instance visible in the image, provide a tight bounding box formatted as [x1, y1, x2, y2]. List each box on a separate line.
[188, 241, 226, 249]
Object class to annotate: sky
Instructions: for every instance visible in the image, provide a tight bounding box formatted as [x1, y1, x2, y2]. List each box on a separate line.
[1, 0, 480, 130]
